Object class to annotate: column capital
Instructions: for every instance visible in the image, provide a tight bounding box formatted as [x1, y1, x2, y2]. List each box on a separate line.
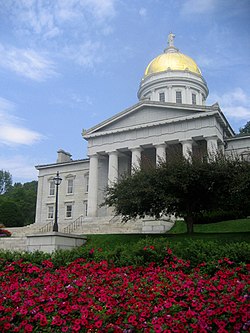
[130, 147, 143, 152]
[154, 143, 167, 149]
[180, 139, 193, 144]
[107, 150, 119, 156]
[205, 136, 218, 142]
[88, 153, 98, 158]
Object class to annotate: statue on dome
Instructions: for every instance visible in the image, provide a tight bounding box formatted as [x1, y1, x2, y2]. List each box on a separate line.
[168, 32, 175, 47]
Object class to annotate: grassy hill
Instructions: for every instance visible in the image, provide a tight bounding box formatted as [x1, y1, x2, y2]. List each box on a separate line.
[86, 218, 250, 249]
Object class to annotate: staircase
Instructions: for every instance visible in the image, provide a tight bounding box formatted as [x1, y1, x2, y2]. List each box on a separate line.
[0, 216, 175, 252]
[61, 215, 175, 235]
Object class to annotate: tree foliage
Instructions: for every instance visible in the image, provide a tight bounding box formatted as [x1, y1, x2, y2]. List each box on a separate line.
[0, 170, 12, 194]
[104, 155, 250, 234]
[0, 200, 24, 227]
[0, 177, 37, 227]
[239, 120, 250, 134]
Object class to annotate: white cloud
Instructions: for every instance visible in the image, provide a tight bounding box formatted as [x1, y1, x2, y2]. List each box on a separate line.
[0, 97, 44, 146]
[0, 125, 42, 146]
[65, 41, 102, 68]
[1, 0, 117, 74]
[139, 7, 147, 17]
[181, 0, 215, 15]
[0, 97, 15, 113]
[0, 155, 38, 182]
[209, 88, 250, 120]
[84, 0, 116, 20]
[0, 43, 57, 81]
[6, 0, 116, 39]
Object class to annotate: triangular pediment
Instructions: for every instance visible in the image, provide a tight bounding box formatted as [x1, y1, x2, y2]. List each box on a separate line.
[84, 101, 207, 137]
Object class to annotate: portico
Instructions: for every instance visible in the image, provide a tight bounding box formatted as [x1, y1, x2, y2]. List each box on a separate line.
[85, 121, 224, 217]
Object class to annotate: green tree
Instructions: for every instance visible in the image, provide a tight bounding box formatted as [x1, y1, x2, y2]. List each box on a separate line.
[0, 170, 12, 194]
[104, 155, 250, 234]
[6, 181, 38, 225]
[239, 121, 250, 134]
[0, 200, 24, 227]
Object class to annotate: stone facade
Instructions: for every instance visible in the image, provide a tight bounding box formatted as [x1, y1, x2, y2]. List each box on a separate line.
[35, 155, 89, 226]
[35, 35, 250, 228]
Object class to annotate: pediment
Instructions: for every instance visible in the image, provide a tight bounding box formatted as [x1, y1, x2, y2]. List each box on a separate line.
[84, 101, 205, 137]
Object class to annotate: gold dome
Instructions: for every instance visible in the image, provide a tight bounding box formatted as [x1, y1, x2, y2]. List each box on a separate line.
[144, 33, 201, 77]
[145, 52, 201, 76]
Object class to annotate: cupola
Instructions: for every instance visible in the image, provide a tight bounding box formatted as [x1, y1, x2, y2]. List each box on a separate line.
[138, 33, 209, 106]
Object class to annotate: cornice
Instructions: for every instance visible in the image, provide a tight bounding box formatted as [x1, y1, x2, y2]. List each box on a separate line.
[36, 158, 89, 170]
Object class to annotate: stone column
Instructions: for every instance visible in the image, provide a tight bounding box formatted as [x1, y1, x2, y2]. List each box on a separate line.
[87, 154, 99, 217]
[181, 140, 193, 160]
[108, 151, 119, 186]
[168, 85, 173, 102]
[131, 147, 142, 172]
[198, 92, 203, 105]
[152, 89, 157, 101]
[206, 136, 218, 158]
[185, 86, 191, 104]
[155, 144, 167, 165]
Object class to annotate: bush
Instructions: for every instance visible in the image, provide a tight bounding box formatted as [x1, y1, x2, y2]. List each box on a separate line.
[0, 255, 248, 332]
[0, 238, 249, 272]
[196, 210, 245, 224]
[0, 200, 24, 227]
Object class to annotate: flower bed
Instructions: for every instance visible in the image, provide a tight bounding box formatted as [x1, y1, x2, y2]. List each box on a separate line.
[0, 228, 11, 237]
[0, 250, 249, 332]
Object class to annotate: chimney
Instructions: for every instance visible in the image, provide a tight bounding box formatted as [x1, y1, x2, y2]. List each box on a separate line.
[57, 149, 72, 163]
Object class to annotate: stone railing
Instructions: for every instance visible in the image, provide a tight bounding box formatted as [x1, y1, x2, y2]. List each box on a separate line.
[39, 221, 53, 233]
[63, 215, 84, 234]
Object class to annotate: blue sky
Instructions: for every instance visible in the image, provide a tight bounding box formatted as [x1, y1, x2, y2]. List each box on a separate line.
[0, 0, 250, 183]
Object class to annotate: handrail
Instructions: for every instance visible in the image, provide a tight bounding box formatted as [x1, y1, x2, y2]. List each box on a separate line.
[39, 221, 53, 233]
[63, 215, 84, 234]
[109, 215, 123, 224]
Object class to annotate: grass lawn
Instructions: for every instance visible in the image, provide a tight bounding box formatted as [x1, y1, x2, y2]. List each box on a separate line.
[86, 218, 250, 249]
[169, 218, 250, 233]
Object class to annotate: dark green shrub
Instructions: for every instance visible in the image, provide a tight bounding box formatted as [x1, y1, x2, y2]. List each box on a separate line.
[0, 200, 24, 227]
[196, 210, 245, 224]
[0, 238, 249, 273]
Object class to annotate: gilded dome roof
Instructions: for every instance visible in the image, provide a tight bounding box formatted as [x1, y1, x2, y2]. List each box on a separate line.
[144, 33, 201, 77]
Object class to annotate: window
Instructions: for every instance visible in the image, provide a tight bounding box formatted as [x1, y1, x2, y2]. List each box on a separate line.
[83, 201, 88, 217]
[85, 174, 89, 193]
[48, 205, 54, 219]
[159, 92, 165, 102]
[176, 91, 182, 104]
[66, 204, 73, 218]
[49, 181, 55, 196]
[192, 93, 197, 105]
[67, 178, 74, 194]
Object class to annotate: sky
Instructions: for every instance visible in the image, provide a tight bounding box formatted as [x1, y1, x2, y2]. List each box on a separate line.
[0, 0, 250, 183]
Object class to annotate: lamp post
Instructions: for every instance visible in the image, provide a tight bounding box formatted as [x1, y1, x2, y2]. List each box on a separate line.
[53, 171, 62, 232]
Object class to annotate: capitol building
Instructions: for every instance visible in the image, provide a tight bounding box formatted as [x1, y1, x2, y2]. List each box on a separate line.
[35, 34, 250, 233]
